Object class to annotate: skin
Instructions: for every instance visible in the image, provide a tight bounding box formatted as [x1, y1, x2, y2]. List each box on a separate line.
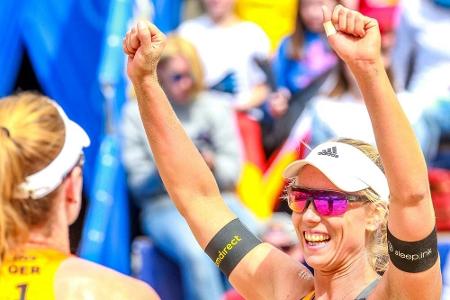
[124, 4, 442, 299]
[292, 165, 380, 298]
[24, 165, 160, 300]
[159, 55, 194, 105]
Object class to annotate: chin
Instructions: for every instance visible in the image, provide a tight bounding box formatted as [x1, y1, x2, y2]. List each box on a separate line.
[301, 240, 334, 270]
[304, 255, 328, 271]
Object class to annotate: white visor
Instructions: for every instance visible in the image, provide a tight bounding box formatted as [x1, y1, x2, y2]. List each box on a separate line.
[282, 141, 389, 202]
[17, 101, 90, 199]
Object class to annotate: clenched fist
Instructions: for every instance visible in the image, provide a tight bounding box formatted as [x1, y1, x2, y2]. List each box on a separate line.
[123, 21, 166, 82]
[323, 5, 381, 69]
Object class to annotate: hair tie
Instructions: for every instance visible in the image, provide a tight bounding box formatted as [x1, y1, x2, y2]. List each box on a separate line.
[1, 126, 10, 138]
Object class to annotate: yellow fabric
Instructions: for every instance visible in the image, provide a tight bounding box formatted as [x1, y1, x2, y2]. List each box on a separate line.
[237, 151, 300, 218]
[237, 162, 269, 218]
[235, 0, 297, 52]
[0, 248, 68, 300]
[302, 290, 315, 300]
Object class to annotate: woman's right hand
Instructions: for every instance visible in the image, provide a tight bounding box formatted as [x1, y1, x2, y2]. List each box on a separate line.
[123, 21, 166, 83]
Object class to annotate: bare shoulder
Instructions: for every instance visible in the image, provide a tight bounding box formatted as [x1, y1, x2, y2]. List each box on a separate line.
[54, 257, 160, 300]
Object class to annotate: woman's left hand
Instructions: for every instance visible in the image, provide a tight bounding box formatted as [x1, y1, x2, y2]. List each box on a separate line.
[323, 5, 381, 69]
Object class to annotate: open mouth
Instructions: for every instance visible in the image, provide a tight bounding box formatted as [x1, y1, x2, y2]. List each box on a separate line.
[303, 232, 331, 247]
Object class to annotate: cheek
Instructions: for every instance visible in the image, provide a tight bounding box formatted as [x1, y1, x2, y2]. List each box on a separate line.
[342, 210, 368, 242]
[291, 213, 302, 233]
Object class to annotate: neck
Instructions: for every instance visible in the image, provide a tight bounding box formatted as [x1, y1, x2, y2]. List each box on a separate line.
[312, 252, 379, 299]
[26, 222, 71, 255]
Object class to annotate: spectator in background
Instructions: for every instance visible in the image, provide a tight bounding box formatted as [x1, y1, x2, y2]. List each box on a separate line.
[261, 0, 338, 157]
[234, 0, 298, 53]
[0, 93, 159, 300]
[121, 36, 260, 300]
[178, 0, 273, 173]
[272, 0, 338, 98]
[392, 0, 450, 96]
[178, 0, 270, 113]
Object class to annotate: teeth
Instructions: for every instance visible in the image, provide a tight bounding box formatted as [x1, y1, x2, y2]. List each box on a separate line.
[304, 232, 330, 242]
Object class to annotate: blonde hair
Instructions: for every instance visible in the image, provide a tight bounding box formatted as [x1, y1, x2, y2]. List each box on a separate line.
[336, 138, 389, 274]
[0, 92, 65, 261]
[157, 35, 204, 96]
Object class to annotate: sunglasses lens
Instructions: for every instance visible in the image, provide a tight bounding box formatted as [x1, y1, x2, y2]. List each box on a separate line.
[314, 192, 348, 216]
[288, 189, 309, 213]
[288, 187, 350, 216]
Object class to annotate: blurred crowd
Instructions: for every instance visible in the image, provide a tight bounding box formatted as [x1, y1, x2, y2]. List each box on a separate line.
[119, 0, 450, 299]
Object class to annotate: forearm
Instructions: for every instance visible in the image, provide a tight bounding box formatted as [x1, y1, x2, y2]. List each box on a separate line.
[350, 60, 429, 197]
[350, 59, 434, 235]
[132, 76, 236, 245]
[133, 77, 219, 201]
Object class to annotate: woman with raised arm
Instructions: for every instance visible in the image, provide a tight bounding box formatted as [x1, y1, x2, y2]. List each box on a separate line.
[123, 4, 442, 299]
[0, 93, 159, 300]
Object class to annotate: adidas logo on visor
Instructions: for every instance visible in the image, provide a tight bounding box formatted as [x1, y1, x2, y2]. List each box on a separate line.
[318, 146, 339, 158]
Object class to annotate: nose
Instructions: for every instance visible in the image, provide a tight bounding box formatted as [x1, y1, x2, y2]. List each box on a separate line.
[302, 200, 321, 225]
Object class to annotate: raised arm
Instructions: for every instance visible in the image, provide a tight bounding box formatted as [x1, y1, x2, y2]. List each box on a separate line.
[123, 22, 235, 245]
[123, 22, 313, 299]
[323, 5, 441, 298]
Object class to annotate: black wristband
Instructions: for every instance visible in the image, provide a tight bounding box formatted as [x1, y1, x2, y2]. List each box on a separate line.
[205, 218, 262, 278]
[387, 226, 438, 273]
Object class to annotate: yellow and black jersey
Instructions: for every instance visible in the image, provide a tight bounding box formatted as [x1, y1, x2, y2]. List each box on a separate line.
[0, 248, 69, 300]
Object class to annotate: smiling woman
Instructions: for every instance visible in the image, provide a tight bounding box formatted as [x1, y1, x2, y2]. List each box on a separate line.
[286, 138, 389, 276]
[123, 4, 442, 300]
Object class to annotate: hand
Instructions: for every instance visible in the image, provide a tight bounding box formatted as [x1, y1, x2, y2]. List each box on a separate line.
[123, 21, 166, 83]
[323, 5, 381, 68]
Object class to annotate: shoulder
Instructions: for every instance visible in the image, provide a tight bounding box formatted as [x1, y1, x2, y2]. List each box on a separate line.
[55, 257, 159, 300]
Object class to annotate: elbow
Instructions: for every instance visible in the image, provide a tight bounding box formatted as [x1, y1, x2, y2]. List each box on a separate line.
[390, 186, 430, 206]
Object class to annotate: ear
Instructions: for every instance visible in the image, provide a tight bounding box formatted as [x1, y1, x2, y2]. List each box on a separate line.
[64, 166, 83, 225]
[365, 202, 385, 232]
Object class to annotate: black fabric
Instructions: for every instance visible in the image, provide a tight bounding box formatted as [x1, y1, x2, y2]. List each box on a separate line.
[205, 218, 262, 278]
[261, 68, 334, 158]
[387, 226, 438, 273]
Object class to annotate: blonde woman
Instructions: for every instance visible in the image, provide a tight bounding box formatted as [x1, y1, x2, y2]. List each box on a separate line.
[0, 93, 159, 300]
[123, 4, 442, 299]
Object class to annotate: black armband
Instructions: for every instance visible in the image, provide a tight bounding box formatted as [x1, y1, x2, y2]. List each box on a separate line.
[387, 226, 438, 273]
[205, 218, 262, 277]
